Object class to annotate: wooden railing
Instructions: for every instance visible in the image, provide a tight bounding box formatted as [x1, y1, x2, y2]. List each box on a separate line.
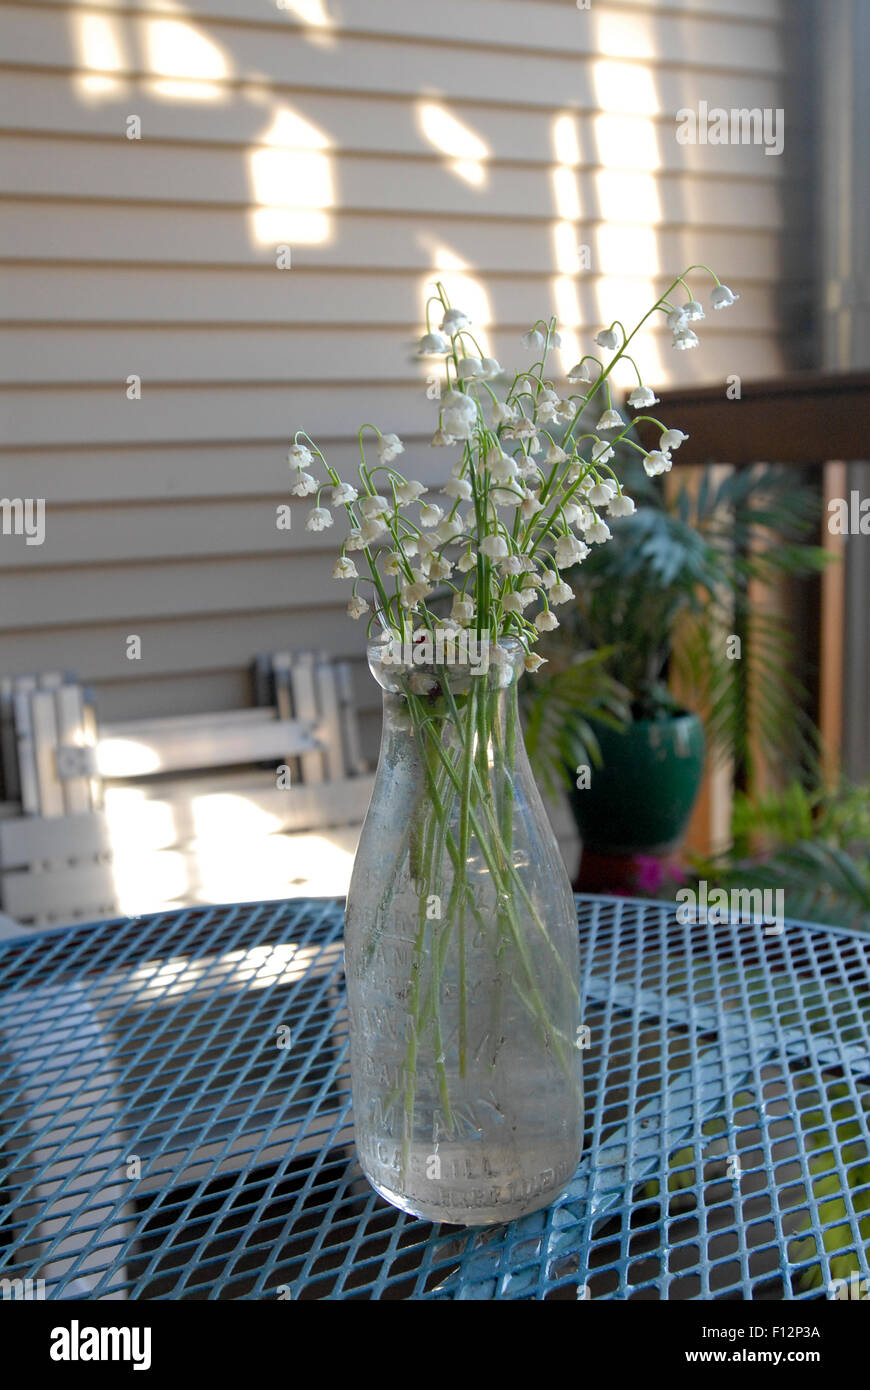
[635, 370, 870, 851]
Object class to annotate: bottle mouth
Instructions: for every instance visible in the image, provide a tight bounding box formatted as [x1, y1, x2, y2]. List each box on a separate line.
[366, 631, 525, 692]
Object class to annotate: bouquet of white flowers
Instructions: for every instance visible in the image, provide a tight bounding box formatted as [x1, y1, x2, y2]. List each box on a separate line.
[291, 264, 737, 671]
[293, 266, 740, 1221]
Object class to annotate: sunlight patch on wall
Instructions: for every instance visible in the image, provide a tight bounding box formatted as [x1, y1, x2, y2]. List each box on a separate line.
[418, 102, 489, 187]
[592, 52, 665, 387]
[276, 0, 336, 44]
[593, 61, 658, 116]
[249, 107, 334, 246]
[144, 18, 231, 101]
[594, 11, 657, 60]
[551, 115, 584, 369]
[74, 14, 127, 99]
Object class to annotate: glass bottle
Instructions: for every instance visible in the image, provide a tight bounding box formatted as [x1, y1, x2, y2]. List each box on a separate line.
[344, 634, 583, 1225]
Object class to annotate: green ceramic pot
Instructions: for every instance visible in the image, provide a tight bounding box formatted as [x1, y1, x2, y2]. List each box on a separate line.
[568, 711, 705, 854]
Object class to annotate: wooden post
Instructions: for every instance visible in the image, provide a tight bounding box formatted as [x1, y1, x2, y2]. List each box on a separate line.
[820, 460, 848, 783]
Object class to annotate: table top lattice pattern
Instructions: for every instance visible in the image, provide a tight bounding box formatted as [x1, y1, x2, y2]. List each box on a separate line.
[0, 896, 868, 1300]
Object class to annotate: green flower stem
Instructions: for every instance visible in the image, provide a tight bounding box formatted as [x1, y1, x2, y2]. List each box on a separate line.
[455, 683, 479, 1077]
[433, 682, 580, 1077]
[386, 673, 582, 1186]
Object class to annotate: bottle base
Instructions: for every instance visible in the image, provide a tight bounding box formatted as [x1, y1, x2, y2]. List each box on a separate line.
[361, 1159, 579, 1227]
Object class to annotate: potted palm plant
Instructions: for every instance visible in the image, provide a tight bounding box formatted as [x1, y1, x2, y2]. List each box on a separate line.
[524, 461, 828, 892]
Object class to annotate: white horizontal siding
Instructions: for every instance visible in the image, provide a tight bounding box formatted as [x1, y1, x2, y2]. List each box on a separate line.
[0, 0, 792, 729]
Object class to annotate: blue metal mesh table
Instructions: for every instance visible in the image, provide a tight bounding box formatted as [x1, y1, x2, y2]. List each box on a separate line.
[1, 895, 868, 1301]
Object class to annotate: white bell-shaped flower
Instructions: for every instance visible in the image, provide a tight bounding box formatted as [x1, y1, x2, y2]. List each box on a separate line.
[672, 328, 700, 351]
[440, 308, 471, 335]
[711, 285, 740, 310]
[291, 472, 318, 497]
[305, 506, 333, 532]
[595, 328, 620, 351]
[643, 450, 673, 477]
[419, 332, 449, 355]
[627, 386, 660, 408]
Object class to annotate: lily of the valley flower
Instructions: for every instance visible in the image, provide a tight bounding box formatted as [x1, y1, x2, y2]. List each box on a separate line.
[331, 483, 358, 506]
[457, 356, 483, 380]
[436, 516, 464, 542]
[660, 429, 690, 451]
[591, 440, 615, 465]
[549, 581, 574, 604]
[534, 398, 560, 423]
[567, 361, 595, 383]
[522, 328, 546, 350]
[347, 595, 368, 620]
[443, 477, 473, 500]
[520, 489, 544, 520]
[425, 555, 452, 581]
[361, 517, 387, 544]
[524, 652, 547, 673]
[419, 503, 444, 527]
[586, 518, 612, 544]
[418, 332, 449, 355]
[534, 610, 559, 632]
[401, 572, 431, 605]
[378, 433, 404, 463]
[607, 492, 636, 517]
[451, 597, 475, 624]
[306, 506, 333, 531]
[333, 556, 358, 579]
[643, 450, 673, 477]
[288, 443, 313, 468]
[430, 428, 457, 447]
[501, 554, 533, 575]
[711, 285, 740, 310]
[554, 533, 586, 568]
[666, 309, 688, 331]
[479, 357, 503, 379]
[441, 390, 479, 440]
[291, 472, 318, 497]
[395, 479, 427, 505]
[682, 300, 706, 322]
[588, 482, 614, 506]
[480, 532, 510, 559]
[359, 494, 390, 519]
[488, 452, 518, 483]
[491, 400, 518, 427]
[627, 386, 660, 408]
[596, 409, 624, 431]
[595, 328, 620, 351]
[672, 327, 700, 351]
[546, 443, 568, 465]
[456, 550, 477, 573]
[441, 308, 471, 335]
